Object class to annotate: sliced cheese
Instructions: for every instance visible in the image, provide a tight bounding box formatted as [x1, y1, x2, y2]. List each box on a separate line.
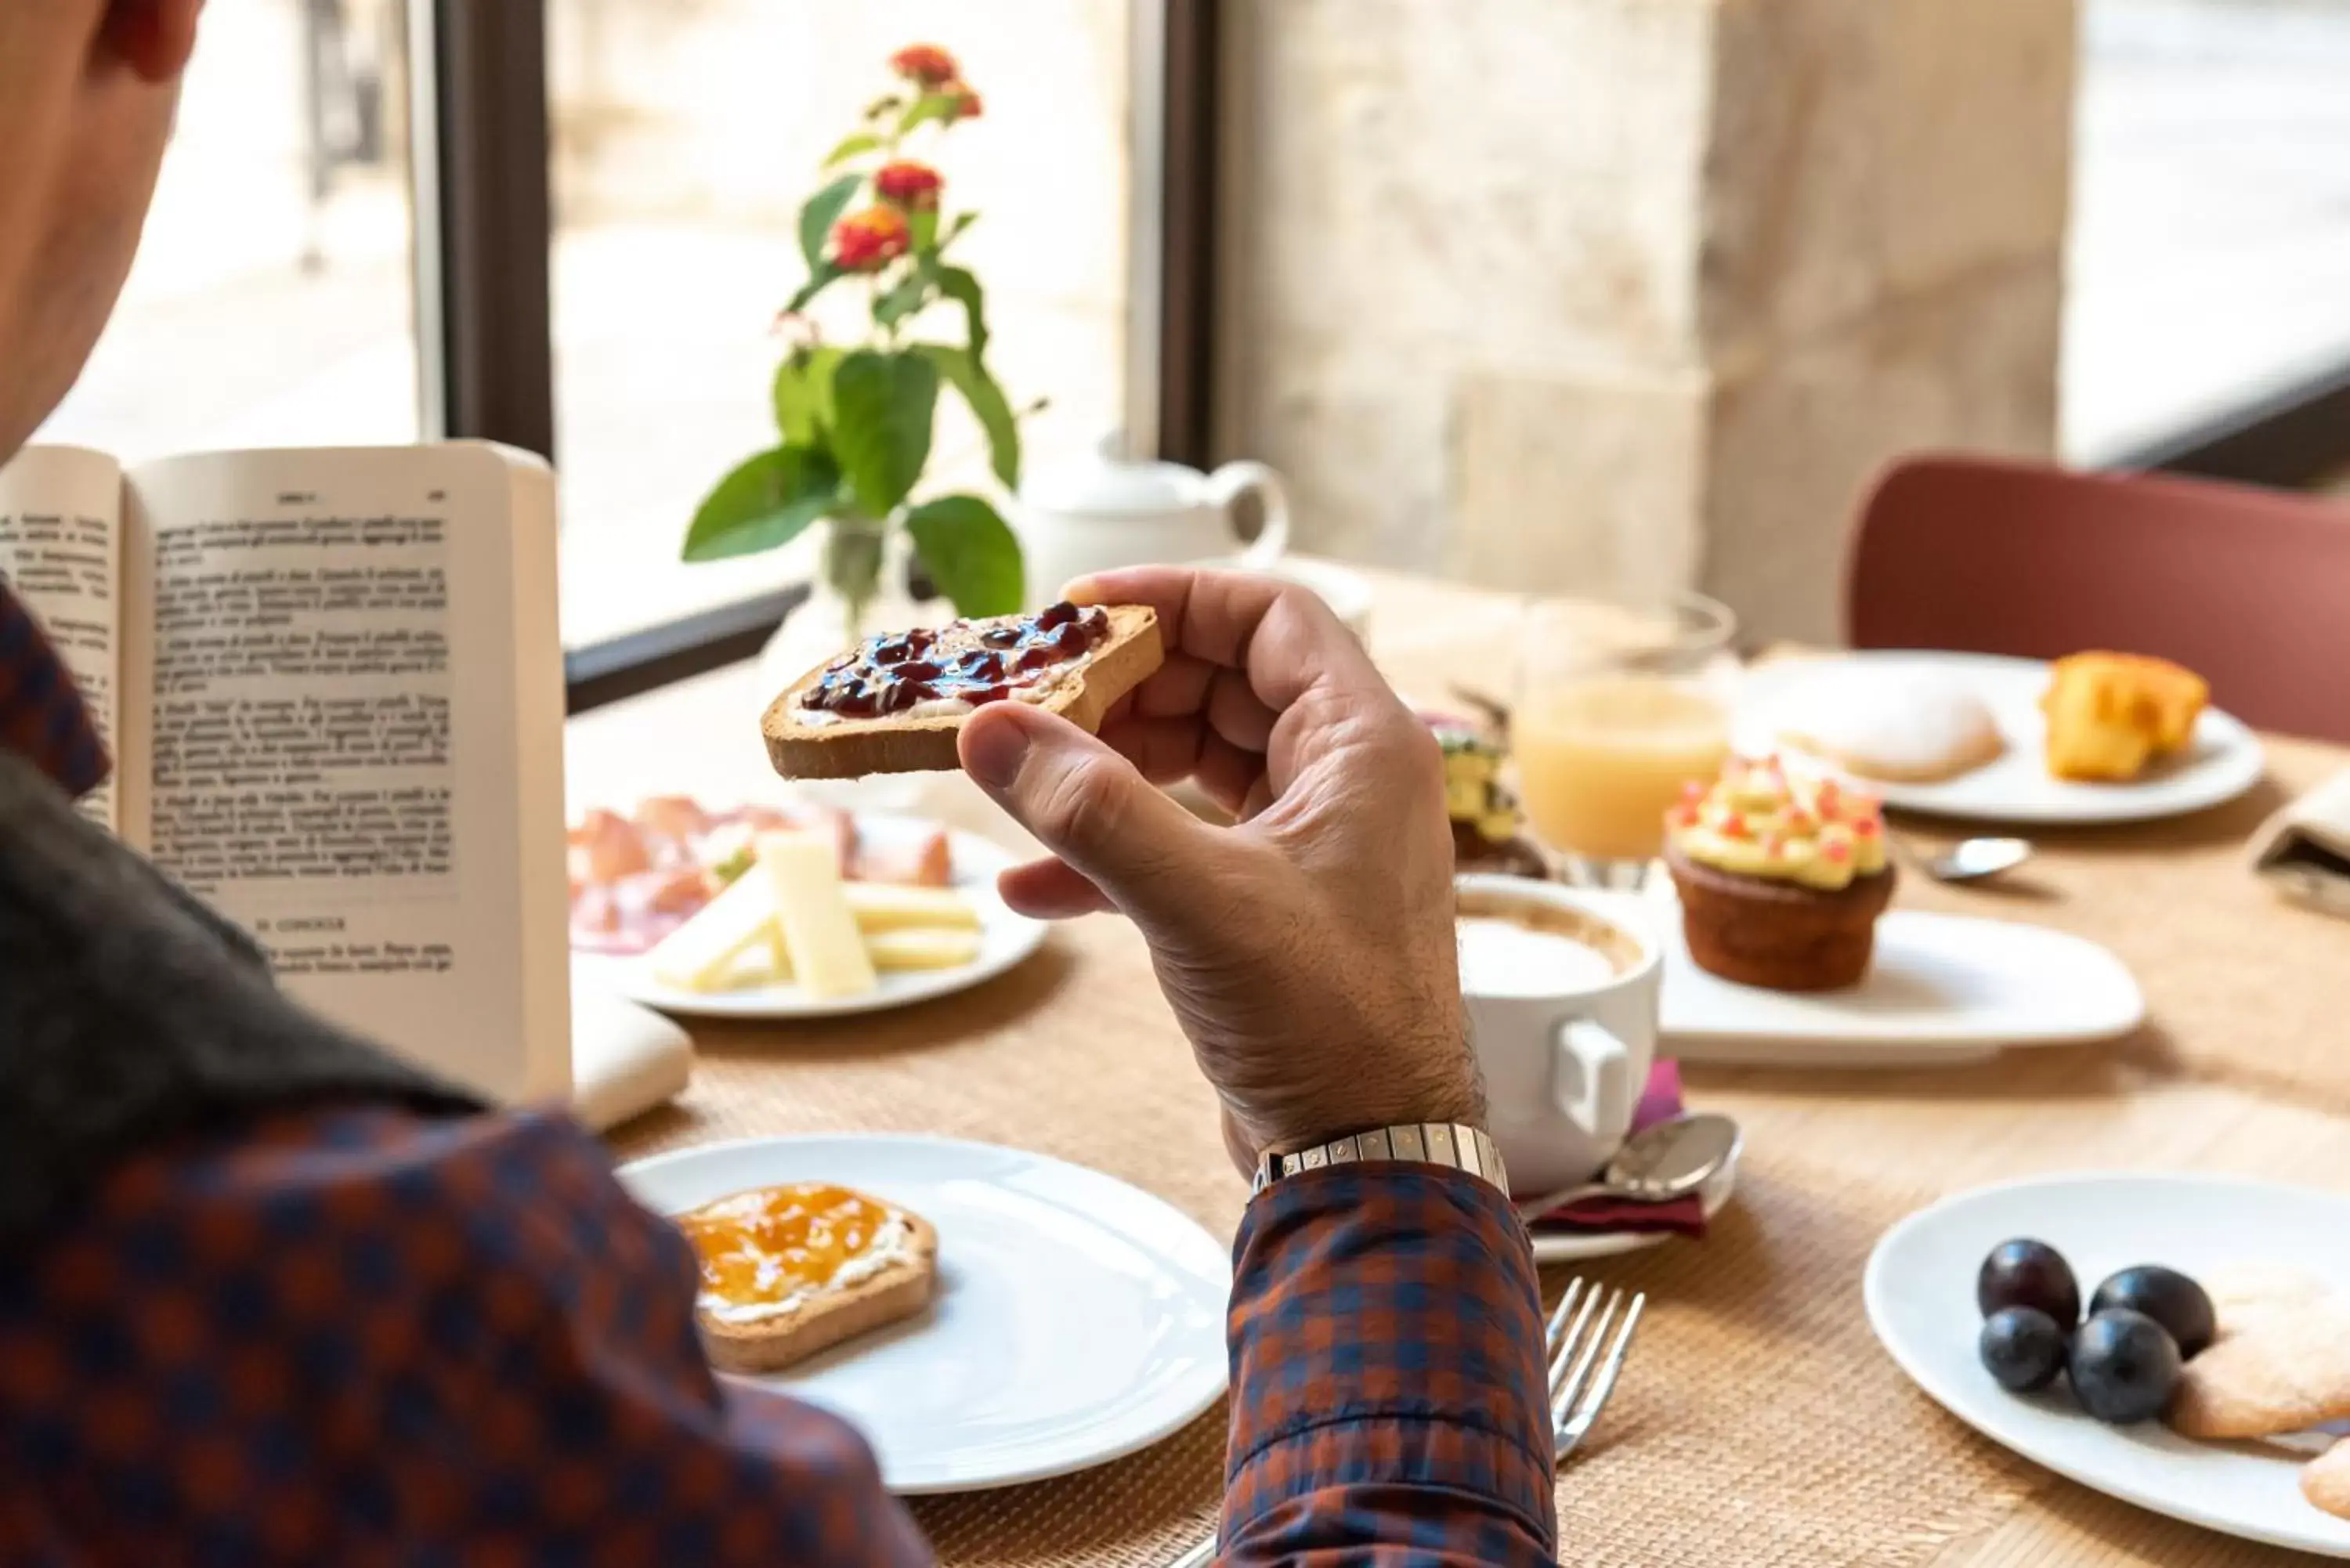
[650, 870, 783, 992]
[715, 941, 786, 991]
[844, 882, 981, 933]
[865, 927, 985, 972]
[759, 831, 877, 999]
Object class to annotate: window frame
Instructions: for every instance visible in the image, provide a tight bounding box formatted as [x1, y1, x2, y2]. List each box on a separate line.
[409, 0, 1214, 714]
[2106, 357, 2350, 491]
[418, 0, 2343, 717]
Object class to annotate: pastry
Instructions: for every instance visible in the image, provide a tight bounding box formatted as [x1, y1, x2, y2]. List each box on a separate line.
[762, 602, 1164, 779]
[678, 1180, 938, 1373]
[1663, 757, 1896, 991]
[2166, 1295, 2350, 1440]
[2040, 652, 2209, 783]
[1774, 667, 2005, 783]
[2303, 1437, 2350, 1523]
[2203, 1262, 2335, 1341]
[1427, 716, 1547, 877]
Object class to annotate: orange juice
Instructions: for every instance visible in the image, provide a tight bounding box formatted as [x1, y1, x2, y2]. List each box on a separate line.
[1517, 676, 1730, 861]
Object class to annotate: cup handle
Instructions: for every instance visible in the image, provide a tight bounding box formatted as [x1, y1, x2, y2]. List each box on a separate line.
[1553, 1017, 1633, 1138]
[1204, 461, 1290, 569]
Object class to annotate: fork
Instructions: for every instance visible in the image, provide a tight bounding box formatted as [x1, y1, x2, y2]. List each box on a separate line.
[1162, 1275, 1645, 1567]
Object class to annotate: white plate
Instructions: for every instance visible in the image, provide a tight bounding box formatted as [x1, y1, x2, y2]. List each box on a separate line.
[1866, 1173, 2350, 1558]
[1662, 909, 2144, 1065]
[620, 1133, 1230, 1494]
[1584, 889, 2146, 1066]
[1737, 651, 2265, 825]
[1529, 1133, 1740, 1264]
[577, 819, 1048, 1020]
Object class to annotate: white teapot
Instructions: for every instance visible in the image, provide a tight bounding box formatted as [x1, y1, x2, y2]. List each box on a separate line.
[1014, 434, 1289, 606]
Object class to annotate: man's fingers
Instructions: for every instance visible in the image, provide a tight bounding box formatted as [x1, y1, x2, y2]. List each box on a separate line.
[996, 858, 1115, 919]
[958, 701, 1219, 922]
[1066, 566, 1388, 714]
[1203, 666, 1278, 753]
[1097, 714, 1206, 786]
[1196, 732, 1266, 817]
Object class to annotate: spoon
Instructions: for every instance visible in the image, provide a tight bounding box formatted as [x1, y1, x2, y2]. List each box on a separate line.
[1904, 834, 2033, 884]
[1513, 1112, 1741, 1226]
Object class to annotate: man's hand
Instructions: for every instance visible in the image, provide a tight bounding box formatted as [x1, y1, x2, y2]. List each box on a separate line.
[957, 567, 1480, 1165]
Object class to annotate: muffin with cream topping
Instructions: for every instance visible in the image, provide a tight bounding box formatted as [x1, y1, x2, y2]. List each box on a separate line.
[1663, 755, 1896, 991]
[1427, 717, 1548, 877]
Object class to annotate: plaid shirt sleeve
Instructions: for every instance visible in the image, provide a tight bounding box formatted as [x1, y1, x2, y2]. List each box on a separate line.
[1222, 1165, 1558, 1566]
[0, 1106, 1554, 1566]
[0, 583, 108, 799]
[0, 1106, 933, 1568]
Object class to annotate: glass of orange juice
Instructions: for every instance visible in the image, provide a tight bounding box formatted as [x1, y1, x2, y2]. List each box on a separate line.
[1515, 593, 1738, 885]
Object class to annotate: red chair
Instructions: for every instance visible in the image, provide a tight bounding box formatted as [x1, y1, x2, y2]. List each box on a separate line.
[1844, 454, 2350, 743]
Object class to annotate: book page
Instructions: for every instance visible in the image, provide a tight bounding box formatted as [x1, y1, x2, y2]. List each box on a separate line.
[121, 445, 569, 1103]
[0, 446, 124, 828]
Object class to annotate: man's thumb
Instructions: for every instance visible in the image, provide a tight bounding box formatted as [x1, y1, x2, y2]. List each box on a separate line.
[958, 702, 1205, 909]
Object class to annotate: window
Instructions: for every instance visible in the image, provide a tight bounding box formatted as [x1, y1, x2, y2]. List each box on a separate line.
[2064, 0, 2350, 464]
[546, 0, 1140, 646]
[37, 0, 422, 458]
[33, 0, 1184, 706]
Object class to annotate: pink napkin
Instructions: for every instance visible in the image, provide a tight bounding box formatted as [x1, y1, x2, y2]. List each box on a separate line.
[1524, 1061, 1711, 1238]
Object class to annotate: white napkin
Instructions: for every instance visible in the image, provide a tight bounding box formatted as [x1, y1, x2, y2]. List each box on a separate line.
[569, 977, 694, 1131]
[2249, 769, 2350, 919]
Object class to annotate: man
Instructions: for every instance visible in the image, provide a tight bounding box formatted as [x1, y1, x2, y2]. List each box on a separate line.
[0, 5, 1555, 1563]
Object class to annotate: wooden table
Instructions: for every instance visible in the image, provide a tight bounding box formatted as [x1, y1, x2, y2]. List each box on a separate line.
[571, 569, 2350, 1568]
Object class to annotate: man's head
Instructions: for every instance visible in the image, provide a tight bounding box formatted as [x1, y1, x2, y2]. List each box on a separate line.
[0, 2, 204, 461]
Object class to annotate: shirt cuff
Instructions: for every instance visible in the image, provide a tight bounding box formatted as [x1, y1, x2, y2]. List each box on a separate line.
[1221, 1163, 1556, 1553]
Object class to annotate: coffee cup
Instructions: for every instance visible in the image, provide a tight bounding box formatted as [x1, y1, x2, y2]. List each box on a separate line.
[1454, 874, 1661, 1194]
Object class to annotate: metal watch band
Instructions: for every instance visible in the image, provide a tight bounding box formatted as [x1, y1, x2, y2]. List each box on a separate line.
[1253, 1122, 1508, 1197]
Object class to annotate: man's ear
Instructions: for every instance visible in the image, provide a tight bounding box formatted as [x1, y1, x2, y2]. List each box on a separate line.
[103, 0, 203, 85]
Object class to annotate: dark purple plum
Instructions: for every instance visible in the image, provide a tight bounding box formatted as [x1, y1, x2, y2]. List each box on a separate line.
[2090, 1266, 2215, 1360]
[2068, 1308, 2181, 1424]
[1979, 1306, 2067, 1393]
[1977, 1239, 2081, 1328]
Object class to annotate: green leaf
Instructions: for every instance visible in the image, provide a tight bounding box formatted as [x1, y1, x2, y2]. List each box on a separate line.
[798, 172, 864, 270]
[909, 207, 940, 254]
[936, 211, 978, 252]
[772, 347, 842, 444]
[784, 259, 845, 316]
[904, 495, 1025, 616]
[683, 446, 841, 562]
[928, 263, 988, 361]
[873, 271, 932, 331]
[898, 92, 960, 137]
[914, 343, 1021, 490]
[830, 350, 939, 517]
[822, 130, 883, 169]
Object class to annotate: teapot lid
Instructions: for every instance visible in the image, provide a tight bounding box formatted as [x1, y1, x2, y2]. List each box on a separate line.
[1022, 431, 1205, 518]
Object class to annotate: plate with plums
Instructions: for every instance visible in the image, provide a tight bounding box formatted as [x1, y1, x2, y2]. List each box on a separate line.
[1865, 1173, 2350, 1557]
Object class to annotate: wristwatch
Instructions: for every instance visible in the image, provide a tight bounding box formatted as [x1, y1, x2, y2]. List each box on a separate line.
[1253, 1122, 1509, 1197]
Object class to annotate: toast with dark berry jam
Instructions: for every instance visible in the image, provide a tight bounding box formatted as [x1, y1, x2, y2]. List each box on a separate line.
[760, 602, 1164, 779]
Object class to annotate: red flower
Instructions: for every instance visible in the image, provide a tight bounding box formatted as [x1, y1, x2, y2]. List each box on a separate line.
[889, 44, 960, 88]
[944, 83, 983, 121]
[831, 205, 910, 271]
[874, 160, 944, 208]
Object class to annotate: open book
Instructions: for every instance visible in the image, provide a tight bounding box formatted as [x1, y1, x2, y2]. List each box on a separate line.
[0, 443, 569, 1104]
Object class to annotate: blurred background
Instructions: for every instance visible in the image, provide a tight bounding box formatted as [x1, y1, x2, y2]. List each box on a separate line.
[32, 0, 2350, 699]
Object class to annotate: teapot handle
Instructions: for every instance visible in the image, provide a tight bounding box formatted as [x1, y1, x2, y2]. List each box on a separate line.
[1203, 461, 1290, 571]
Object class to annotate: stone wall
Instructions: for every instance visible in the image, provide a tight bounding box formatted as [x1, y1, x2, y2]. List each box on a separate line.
[1217, 0, 2076, 641]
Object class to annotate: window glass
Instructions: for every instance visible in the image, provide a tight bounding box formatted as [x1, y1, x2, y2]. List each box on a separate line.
[547, 0, 1134, 645]
[2065, 0, 2350, 460]
[37, 0, 422, 458]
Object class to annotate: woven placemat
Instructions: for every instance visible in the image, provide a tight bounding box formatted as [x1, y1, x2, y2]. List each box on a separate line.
[609, 910, 2067, 1568]
[1546, 1162, 2044, 1568]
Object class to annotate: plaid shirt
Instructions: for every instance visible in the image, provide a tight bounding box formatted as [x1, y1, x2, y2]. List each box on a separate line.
[0, 583, 1555, 1566]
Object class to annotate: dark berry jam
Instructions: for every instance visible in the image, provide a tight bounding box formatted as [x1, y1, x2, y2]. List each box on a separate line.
[799, 602, 1114, 718]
